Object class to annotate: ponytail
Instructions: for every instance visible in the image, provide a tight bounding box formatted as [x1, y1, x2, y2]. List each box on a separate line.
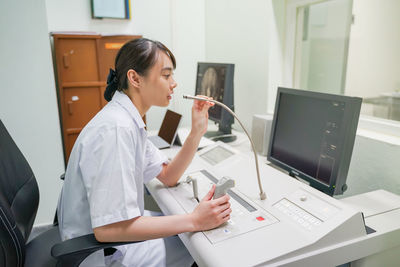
[104, 68, 118, 102]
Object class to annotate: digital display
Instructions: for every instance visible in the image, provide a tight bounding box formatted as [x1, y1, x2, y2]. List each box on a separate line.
[194, 62, 234, 134]
[270, 93, 345, 185]
[195, 65, 227, 121]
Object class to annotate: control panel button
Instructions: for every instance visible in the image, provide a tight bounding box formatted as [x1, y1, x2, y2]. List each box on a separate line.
[274, 198, 323, 231]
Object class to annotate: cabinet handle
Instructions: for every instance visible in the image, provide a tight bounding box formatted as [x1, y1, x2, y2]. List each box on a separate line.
[63, 53, 70, 68]
[67, 101, 73, 115]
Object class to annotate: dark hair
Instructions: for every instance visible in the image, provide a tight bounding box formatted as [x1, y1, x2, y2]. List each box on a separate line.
[104, 38, 176, 101]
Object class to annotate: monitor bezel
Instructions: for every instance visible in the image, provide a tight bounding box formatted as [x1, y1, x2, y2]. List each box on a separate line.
[195, 62, 235, 128]
[267, 87, 362, 196]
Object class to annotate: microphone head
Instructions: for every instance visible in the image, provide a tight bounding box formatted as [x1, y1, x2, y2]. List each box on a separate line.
[182, 95, 199, 101]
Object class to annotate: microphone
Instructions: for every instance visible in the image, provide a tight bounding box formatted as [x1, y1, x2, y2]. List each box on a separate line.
[183, 94, 267, 200]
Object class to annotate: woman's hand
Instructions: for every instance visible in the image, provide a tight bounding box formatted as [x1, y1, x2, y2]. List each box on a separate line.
[191, 95, 214, 137]
[190, 185, 231, 231]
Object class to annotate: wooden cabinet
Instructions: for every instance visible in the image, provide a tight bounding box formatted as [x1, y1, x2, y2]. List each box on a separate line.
[52, 33, 142, 163]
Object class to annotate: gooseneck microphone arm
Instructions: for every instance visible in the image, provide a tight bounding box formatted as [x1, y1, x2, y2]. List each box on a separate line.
[183, 94, 267, 200]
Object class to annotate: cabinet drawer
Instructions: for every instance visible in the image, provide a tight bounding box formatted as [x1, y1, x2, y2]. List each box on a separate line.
[56, 38, 99, 82]
[63, 87, 102, 129]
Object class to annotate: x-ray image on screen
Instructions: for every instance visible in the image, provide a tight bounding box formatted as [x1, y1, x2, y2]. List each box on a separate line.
[196, 66, 227, 120]
[195, 62, 235, 141]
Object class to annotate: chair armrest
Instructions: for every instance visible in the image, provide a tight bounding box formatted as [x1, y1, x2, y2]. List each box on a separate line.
[51, 233, 143, 267]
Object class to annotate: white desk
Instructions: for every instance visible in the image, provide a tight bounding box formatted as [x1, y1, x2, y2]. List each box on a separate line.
[146, 135, 400, 267]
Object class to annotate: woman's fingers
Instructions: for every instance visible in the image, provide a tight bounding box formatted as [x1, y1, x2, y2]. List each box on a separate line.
[202, 184, 216, 201]
[219, 207, 232, 219]
[194, 95, 214, 110]
[217, 202, 231, 213]
[213, 194, 230, 205]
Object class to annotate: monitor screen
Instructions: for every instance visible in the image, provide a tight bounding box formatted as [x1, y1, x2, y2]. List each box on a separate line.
[195, 62, 234, 134]
[267, 87, 362, 196]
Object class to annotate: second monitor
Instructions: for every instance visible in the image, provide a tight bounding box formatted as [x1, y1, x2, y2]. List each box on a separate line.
[195, 62, 235, 142]
[267, 87, 362, 196]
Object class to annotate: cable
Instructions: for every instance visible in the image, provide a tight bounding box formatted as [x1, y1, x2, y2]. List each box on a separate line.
[183, 94, 267, 200]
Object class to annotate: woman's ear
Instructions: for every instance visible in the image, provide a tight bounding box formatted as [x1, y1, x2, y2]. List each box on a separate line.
[127, 69, 142, 89]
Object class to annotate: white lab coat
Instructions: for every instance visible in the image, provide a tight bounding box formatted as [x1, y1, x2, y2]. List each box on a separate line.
[57, 91, 193, 267]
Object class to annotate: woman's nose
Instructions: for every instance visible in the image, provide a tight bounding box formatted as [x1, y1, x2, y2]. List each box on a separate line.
[171, 79, 177, 90]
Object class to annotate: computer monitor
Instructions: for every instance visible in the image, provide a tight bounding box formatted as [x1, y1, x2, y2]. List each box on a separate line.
[195, 62, 235, 142]
[267, 87, 362, 196]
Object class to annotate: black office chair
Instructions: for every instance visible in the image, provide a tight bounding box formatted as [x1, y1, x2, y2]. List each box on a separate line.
[0, 119, 139, 267]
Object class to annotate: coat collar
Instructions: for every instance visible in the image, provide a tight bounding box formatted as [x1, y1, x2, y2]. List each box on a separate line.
[112, 90, 145, 129]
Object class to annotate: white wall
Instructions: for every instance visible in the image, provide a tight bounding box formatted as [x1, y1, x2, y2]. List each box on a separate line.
[45, 0, 172, 40]
[267, 0, 286, 113]
[204, 0, 272, 131]
[168, 0, 206, 128]
[0, 0, 65, 224]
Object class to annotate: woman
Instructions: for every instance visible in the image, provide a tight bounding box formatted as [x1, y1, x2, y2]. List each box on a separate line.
[57, 38, 231, 267]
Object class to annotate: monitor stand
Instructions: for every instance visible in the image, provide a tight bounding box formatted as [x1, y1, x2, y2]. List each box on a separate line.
[204, 124, 237, 143]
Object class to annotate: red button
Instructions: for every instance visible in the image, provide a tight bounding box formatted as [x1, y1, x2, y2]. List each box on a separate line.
[256, 216, 265, 221]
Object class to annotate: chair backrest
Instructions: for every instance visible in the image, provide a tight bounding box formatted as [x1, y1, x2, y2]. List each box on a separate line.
[0, 119, 39, 267]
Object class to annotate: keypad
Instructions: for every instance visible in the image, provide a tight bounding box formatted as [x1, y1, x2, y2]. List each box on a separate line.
[274, 198, 323, 231]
